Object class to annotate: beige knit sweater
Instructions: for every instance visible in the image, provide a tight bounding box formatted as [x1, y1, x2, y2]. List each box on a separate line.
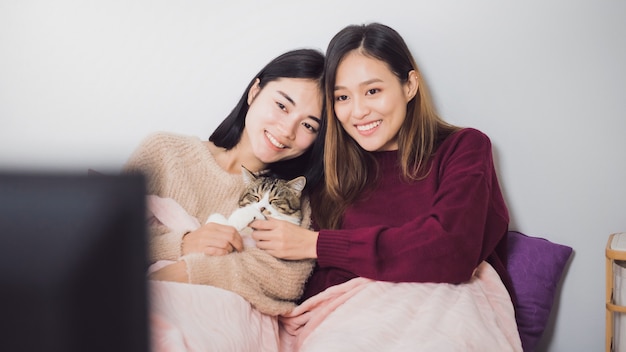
[123, 131, 315, 315]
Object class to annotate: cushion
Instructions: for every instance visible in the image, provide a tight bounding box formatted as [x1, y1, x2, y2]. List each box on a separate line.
[506, 231, 573, 352]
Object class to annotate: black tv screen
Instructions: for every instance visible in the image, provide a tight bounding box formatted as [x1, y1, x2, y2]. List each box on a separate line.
[0, 173, 149, 352]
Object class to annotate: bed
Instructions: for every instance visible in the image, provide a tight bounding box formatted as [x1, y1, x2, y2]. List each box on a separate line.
[147, 223, 572, 352]
[82, 168, 575, 350]
[144, 188, 573, 352]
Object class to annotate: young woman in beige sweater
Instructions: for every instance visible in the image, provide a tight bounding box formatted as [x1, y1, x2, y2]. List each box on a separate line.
[123, 48, 326, 316]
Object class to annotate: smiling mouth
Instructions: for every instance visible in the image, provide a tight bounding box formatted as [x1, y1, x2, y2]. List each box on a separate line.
[265, 131, 286, 149]
[356, 120, 382, 132]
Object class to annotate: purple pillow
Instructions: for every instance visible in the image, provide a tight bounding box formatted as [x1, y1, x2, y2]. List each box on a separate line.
[506, 231, 573, 352]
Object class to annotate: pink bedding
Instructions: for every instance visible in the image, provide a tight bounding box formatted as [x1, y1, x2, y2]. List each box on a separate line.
[147, 195, 522, 352]
[149, 280, 280, 352]
[280, 262, 521, 351]
[149, 261, 521, 351]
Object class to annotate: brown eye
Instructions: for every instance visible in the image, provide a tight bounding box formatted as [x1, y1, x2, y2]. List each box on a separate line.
[302, 122, 319, 133]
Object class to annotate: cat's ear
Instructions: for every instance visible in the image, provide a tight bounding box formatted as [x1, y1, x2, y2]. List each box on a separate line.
[240, 165, 257, 185]
[287, 176, 306, 193]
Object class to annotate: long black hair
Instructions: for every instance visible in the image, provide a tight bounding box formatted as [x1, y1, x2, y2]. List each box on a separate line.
[209, 48, 326, 190]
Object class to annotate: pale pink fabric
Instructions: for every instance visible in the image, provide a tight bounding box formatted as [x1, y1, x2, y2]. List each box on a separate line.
[149, 281, 280, 352]
[279, 262, 522, 352]
[146, 194, 201, 231]
[146, 195, 522, 352]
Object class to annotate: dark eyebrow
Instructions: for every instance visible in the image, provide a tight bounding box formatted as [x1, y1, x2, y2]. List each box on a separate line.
[335, 78, 384, 91]
[278, 90, 321, 123]
[278, 91, 296, 106]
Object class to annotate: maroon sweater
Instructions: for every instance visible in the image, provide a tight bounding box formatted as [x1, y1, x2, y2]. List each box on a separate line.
[302, 128, 513, 302]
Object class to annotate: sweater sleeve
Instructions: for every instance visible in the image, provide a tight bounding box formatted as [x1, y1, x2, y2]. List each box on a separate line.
[316, 129, 509, 285]
[182, 250, 315, 315]
[145, 222, 187, 263]
[122, 133, 187, 262]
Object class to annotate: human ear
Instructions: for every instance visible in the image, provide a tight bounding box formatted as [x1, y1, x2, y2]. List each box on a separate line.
[405, 70, 419, 101]
[247, 78, 261, 105]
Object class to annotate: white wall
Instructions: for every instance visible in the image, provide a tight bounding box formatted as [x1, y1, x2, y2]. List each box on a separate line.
[2, 1, 624, 350]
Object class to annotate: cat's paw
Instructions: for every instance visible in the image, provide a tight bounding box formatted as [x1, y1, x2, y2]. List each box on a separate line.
[241, 234, 257, 249]
[228, 206, 266, 231]
[205, 213, 228, 225]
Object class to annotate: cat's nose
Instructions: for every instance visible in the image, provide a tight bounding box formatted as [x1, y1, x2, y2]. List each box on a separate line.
[260, 207, 271, 217]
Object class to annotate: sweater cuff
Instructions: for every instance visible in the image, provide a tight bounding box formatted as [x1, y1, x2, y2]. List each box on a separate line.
[149, 229, 188, 263]
[316, 229, 352, 269]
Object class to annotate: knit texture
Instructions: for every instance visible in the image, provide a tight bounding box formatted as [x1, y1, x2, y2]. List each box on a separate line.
[123, 131, 314, 315]
[303, 128, 511, 301]
[184, 251, 314, 315]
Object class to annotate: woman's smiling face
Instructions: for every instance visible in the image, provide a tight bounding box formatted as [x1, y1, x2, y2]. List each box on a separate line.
[244, 77, 322, 164]
[333, 51, 416, 152]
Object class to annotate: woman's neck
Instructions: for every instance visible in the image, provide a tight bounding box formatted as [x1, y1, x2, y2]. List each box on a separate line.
[205, 141, 266, 175]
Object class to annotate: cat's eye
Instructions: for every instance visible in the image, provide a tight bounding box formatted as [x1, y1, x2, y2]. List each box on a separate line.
[270, 199, 287, 209]
[246, 195, 260, 202]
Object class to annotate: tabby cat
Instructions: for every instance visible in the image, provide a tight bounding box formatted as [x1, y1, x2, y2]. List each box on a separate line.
[206, 166, 306, 248]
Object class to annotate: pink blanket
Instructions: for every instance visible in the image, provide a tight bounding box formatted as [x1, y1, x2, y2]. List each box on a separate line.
[279, 262, 521, 351]
[147, 195, 522, 351]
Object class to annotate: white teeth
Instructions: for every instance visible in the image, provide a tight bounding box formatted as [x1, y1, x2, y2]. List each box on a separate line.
[356, 120, 381, 131]
[265, 131, 285, 148]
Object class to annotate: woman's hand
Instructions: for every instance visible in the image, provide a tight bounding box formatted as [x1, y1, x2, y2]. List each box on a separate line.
[182, 222, 244, 256]
[249, 218, 318, 260]
[149, 260, 189, 282]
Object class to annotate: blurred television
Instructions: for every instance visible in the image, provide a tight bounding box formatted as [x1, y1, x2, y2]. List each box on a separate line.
[0, 172, 149, 352]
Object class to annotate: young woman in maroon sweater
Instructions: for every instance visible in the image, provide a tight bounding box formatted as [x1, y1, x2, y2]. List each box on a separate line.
[251, 23, 513, 304]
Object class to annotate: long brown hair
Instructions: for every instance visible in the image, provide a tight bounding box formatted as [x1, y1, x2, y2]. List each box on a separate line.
[312, 23, 459, 229]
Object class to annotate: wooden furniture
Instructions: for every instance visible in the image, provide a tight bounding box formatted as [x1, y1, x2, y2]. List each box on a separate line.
[606, 233, 626, 352]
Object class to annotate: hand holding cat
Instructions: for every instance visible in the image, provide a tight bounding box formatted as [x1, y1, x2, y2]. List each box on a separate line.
[182, 222, 245, 256]
[250, 218, 318, 260]
[146, 195, 245, 256]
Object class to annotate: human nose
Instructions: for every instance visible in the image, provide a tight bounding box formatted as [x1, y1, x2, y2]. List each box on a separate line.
[351, 97, 369, 120]
[276, 115, 298, 140]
